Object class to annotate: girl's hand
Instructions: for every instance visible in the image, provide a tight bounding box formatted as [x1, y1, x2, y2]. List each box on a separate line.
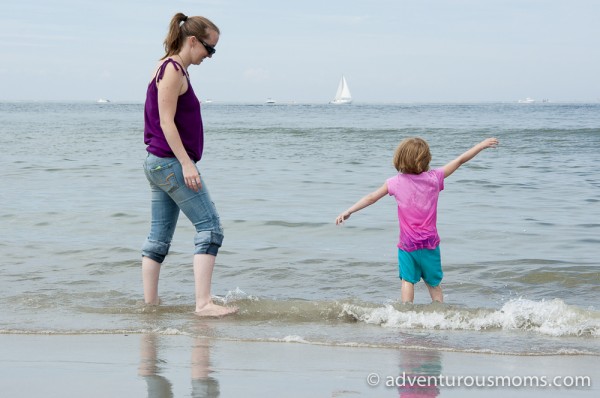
[182, 162, 202, 192]
[481, 137, 499, 149]
[336, 211, 351, 225]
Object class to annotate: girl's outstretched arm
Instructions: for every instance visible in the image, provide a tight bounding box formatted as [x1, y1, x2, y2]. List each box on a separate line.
[443, 137, 499, 178]
[336, 182, 388, 225]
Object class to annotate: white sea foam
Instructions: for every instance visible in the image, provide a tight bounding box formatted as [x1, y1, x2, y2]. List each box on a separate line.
[222, 287, 259, 304]
[341, 298, 600, 337]
[280, 335, 310, 344]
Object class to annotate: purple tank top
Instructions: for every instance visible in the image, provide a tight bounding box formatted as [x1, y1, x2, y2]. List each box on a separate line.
[144, 59, 204, 162]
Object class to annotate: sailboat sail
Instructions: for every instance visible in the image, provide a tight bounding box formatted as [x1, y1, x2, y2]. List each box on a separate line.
[330, 75, 352, 104]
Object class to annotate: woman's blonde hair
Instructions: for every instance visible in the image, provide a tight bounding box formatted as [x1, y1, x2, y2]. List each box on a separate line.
[392, 137, 431, 174]
[162, 12, 220, 58]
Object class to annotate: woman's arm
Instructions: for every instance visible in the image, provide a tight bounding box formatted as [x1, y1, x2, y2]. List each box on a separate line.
[157, 64, 202, 191]
[443, 137, 499, 178]
[335, 182, 389, 225]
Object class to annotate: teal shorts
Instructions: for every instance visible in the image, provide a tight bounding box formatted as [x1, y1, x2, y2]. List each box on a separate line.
[398, 246, 443, 287]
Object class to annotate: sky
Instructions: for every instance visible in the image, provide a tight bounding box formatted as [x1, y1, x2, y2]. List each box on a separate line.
[1, 0, 599, 103]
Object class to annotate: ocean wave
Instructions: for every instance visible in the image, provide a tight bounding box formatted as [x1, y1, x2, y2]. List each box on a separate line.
[221, 291, 598, 337]
[20, 287, 599, 339]
[341, 298, 599, 337]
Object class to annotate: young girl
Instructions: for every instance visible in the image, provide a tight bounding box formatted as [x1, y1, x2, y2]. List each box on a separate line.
[335, 137, 499, 303]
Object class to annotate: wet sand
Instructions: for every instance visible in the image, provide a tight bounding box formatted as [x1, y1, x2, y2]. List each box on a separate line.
[0, 334, 597, 397]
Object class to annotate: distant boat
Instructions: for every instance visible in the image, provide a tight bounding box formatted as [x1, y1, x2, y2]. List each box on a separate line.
[265, 98, 276, 104]
[330, 75, 352, 104]
[204, 99, 213, 104]
[96, 98, 110, 103]
[518, 97, 535, 104]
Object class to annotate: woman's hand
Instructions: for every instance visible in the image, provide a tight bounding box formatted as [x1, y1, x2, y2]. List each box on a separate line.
[182, 162, 202, 192]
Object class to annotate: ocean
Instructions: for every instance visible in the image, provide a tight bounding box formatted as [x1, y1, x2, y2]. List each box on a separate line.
[1, 101, 599, 357]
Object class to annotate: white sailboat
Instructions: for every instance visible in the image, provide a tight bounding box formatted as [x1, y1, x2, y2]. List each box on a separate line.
[330, 75, 352, 104]
[518, 97, 535, 104]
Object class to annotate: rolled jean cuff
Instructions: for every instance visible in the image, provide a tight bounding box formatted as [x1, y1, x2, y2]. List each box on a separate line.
[194, 230, 224, 256]
[141, 239, 171, 263]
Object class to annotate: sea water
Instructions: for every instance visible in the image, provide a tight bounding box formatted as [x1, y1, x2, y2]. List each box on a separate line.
[0, 101, 599, 355]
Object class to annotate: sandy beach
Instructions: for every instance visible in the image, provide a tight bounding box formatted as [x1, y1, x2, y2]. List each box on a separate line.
[0, 334, 596, 397]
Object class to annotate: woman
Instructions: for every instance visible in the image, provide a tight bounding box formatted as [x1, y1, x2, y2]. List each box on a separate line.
[141, 12, 236, 316]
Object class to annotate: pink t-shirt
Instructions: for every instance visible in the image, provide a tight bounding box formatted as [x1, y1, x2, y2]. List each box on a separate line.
[386, 168, 445, 252]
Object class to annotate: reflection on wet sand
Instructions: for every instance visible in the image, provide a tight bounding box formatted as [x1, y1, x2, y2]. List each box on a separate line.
[191, 337, 220, 397]
[139, 333, 174, 398]
[397, 350, 442, 397]
[139, 333, 220, 398]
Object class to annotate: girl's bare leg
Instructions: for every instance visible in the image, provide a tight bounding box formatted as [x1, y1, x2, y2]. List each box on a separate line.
[426, 283, 443, 303]
[401, 280, 415, 303]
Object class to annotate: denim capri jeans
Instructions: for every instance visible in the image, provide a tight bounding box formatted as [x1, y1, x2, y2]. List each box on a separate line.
[141, 153, 223, 263]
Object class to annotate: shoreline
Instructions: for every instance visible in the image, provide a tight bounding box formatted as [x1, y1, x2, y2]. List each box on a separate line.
[0, 334, 596, 397]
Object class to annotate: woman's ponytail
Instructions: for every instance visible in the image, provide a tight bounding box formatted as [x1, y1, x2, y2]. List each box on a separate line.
[163, 13, 188, 58]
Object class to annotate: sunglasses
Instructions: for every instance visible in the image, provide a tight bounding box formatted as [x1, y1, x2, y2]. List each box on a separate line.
[198, 38, 216, 56]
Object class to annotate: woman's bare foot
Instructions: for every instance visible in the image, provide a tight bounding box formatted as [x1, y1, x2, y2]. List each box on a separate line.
[195, 302, 238, 317]
[145, 297, 161, 306]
